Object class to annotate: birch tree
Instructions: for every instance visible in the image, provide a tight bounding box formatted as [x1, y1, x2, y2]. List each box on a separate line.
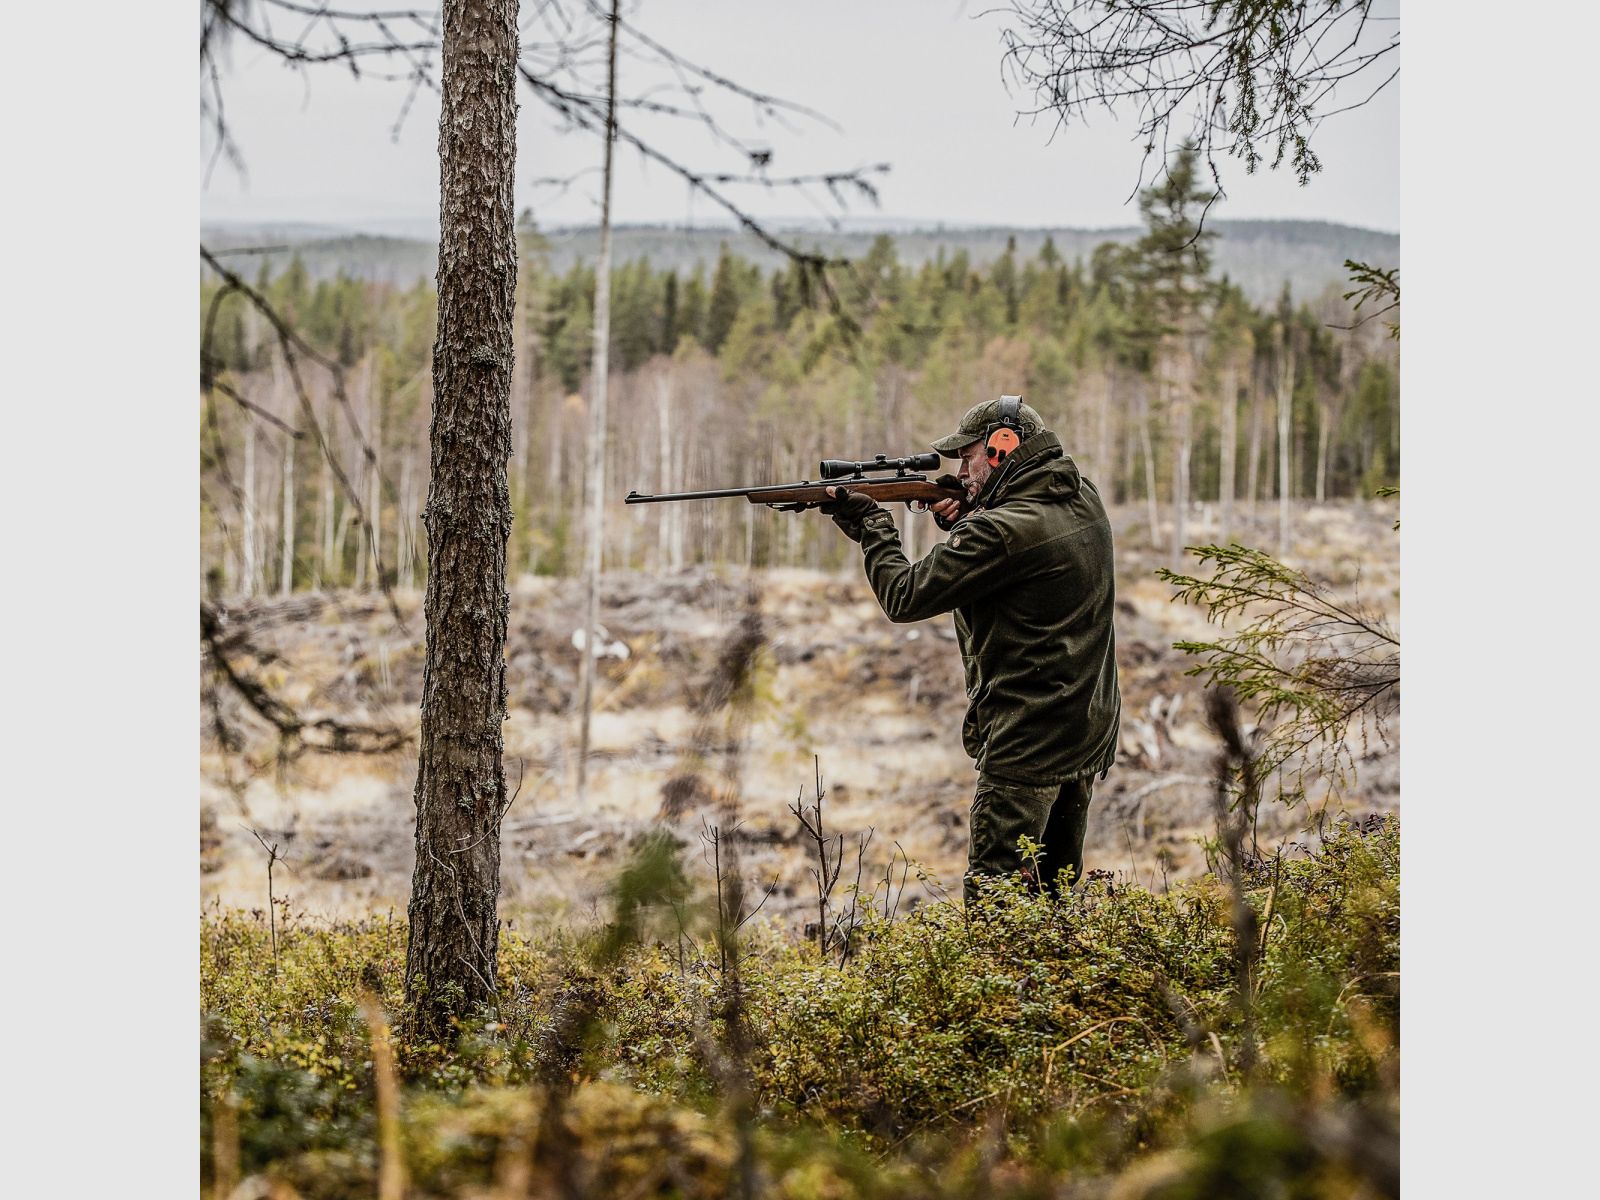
[1273, 311, 1296, 558]
[1212, 282, 1253, 544]
[279, 434, 295, 597]
[575, 0, 620, 807]
[241, 414, 259, 596]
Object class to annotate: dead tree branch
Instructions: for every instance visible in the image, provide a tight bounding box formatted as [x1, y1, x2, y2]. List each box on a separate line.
[201, 600, 409, 757]
[997, 1, 1399, 202]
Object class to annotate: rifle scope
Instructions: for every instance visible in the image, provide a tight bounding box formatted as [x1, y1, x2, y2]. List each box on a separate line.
[819, 452, 941, 479]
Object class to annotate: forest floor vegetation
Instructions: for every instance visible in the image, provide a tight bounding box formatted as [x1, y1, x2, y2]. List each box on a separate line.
[202, 814, 1398, 1199]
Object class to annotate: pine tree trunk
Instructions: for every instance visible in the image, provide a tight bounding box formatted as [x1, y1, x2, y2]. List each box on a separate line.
[576, 0, 620, 806]
[404, 0, 519, 1043]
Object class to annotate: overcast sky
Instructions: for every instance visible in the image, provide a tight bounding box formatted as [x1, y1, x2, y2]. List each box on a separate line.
[200, 0, 1399, 234]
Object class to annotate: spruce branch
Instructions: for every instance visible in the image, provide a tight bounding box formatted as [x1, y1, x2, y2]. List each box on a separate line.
[1158, 543, 1398, 804]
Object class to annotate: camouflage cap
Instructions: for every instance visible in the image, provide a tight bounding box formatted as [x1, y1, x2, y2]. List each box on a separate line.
[931, 397, 1047, 457]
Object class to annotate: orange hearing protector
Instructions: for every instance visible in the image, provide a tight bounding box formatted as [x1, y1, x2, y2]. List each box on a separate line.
[985, 394, 1024, 467]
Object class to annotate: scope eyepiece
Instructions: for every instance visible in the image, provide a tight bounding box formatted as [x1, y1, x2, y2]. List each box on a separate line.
[820, 452, 941, 479]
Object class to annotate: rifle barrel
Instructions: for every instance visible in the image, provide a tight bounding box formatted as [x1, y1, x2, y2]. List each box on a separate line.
[625, 483, 796, 504]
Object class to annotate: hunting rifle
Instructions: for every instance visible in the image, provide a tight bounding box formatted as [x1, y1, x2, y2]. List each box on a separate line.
[624, 452, 968, 513]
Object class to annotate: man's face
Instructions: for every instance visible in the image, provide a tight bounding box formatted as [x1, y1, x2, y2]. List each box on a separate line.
[955, 438, 992, 498]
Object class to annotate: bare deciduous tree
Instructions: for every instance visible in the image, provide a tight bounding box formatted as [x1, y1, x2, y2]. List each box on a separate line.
[576, 0, 620, 807]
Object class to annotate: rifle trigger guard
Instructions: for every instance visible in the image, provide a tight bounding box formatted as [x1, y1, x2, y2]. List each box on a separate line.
[765, 501, 812, 512]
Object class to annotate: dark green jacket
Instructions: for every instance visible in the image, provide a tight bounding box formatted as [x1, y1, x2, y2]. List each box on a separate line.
[854, 431, 1121, 785]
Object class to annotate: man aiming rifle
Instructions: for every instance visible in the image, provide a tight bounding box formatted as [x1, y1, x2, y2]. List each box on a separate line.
[820, 396, 1121, 903]
[624, 394, 1120, 902]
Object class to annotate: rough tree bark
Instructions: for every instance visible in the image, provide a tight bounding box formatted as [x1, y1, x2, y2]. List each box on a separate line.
[404, 0, 519, 1042]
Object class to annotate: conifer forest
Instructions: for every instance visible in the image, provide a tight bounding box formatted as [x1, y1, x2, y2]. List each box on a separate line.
[201, 212, 1399, 594]
[197, 3, 1404, 1197]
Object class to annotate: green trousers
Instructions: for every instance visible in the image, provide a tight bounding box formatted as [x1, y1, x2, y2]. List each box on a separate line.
[964, 771, 1094, 905]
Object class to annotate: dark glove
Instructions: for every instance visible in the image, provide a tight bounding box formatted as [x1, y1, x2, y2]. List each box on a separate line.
[820, 487, 885, 543]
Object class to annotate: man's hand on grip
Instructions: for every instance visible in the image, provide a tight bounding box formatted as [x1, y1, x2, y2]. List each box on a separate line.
[930, 473, 968, 531]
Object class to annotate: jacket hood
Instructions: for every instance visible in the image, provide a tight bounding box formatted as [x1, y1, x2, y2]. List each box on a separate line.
[975, 430, 1083, 509]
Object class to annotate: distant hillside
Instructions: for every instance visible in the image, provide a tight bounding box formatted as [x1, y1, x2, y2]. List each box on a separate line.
[201, 218, 1398, 306]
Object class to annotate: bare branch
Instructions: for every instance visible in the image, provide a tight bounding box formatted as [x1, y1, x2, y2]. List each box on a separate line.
[202, 600, 410, 756]
[996, 1, 1399, 195]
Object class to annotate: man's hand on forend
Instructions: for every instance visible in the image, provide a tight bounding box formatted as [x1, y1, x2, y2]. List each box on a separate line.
[821, 486, 884, 543]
